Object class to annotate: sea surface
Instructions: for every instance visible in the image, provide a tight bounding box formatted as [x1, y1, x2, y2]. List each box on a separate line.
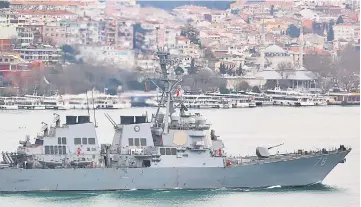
[0, 106, 359, 207]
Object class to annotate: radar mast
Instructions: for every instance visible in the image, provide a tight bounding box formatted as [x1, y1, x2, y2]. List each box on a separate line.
[153, 27, 182, 134]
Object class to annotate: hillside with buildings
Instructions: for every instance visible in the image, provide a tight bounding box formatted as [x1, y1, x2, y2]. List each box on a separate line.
[0, 0, 359, 95]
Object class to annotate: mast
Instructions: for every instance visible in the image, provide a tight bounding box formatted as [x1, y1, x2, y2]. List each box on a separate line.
[86, 89, 90, 117]
[153, 26, 180, 134]
[91, 89, 97, 127]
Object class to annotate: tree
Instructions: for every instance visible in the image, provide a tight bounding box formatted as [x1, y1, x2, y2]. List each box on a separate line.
[61, 44, 81, 64]
[304, 52, 334, 77]
[246, 16, 251, 24]
[327, 23, 334, 41]
[175, 66, 185, 75]
[304, 52, 335, 89]
[182, 69, 224, 92]
[61, 45, 76, 55]
[270, 5, 275, 16]
[236, 63, 244, 76]
[219, 63, 227, 75]
[277, 62, 294, 89]
[180, 23, 201, 46]
[188, 58, 198, 75]
[334, 44, 360, 91]
[226, 64, 236, 76]
[264, 80, 277, 90]
[336, 16, 344, 24]
[286, 24, 300, 38]
[236, 81, 251, 91]
[252, 86, 261, 93]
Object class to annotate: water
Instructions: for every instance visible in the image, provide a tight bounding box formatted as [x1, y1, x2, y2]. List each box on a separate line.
[0, 106, 359, 207]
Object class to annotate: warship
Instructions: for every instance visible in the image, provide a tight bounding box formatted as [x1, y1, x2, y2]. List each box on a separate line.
[0, 46, 352, 192]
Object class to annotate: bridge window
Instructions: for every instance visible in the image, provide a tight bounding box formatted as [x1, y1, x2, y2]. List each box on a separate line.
[128, 138, 134, 146]
[74, 138, 81, 145]
[62, 137, 67, 144]
[159, 148, 177, 155]
[160, 148, 165, 155]
[63, 146, 67, 154]
[82, 138, 88, 145]
[166, 148, 171, 155]
[57, 137, 67, 145]
[49, 146, 54, 154]
[134, 138, 140, 146]
[88, 138, 95, 145]
[140, 138, 147, 146]
[54, 145, 58, 154]
[58, 146, 63, 155]
[45, 146, 50, 154]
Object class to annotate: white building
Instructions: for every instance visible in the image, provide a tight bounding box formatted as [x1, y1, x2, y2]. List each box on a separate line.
[77, 45, 134, 68]
[333, 23, 360, 42]
[13, 44, 61, 65]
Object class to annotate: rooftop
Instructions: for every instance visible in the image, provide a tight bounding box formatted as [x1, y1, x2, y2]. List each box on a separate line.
[264, 45, 286, 54]
[16, 10, 76, 16]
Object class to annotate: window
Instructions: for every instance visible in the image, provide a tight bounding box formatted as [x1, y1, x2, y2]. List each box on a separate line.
[92, 148, 96, 151]
[49, 146, 54, 154]
[54, 145, 58, 154]
[140, 138, 147, 146]
[58, 137, 61, 144]
[63, 146, 66, 154]
[82, 138, 88, 145]
[171, 148, 177, 155]
[88, 138, 95, 145]
[62, 137, 67, 144]
[166, 148, 171, 155]
[74, 138, 81, 145]
[128, 138, 134, 146]
[87, 148, 90, 151]
[58, 146, 63, 155]
[160, 148, 165, 155]
[135, 138, 140, 146]
[45, 146, 50, 154]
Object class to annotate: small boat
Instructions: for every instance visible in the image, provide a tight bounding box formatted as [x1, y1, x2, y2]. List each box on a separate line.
[327, 92, 360, 106]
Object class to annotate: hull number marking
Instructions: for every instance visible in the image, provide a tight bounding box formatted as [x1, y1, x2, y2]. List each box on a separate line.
[314, 157, 327, 167]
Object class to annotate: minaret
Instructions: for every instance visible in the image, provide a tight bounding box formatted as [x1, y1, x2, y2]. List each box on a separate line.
[299, 18, 304, 69]
[259, 18, 265, 72]
[259, 4, 265, 73]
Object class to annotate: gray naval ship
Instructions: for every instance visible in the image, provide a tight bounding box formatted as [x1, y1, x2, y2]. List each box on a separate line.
[0, 48, 351, 192]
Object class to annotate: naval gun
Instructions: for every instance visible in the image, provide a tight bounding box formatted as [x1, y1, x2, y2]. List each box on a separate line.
[256, 143, 284, 159]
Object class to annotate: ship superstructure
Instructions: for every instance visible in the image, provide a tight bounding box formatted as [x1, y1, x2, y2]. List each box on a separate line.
[0, 43, 352, 192]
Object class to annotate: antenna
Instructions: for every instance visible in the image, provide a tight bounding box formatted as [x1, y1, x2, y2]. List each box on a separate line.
[104, 113, 117, 128]
[86, 89, 90, 117]
[150, 25, 182, 134]
[91, 89, 97, 128]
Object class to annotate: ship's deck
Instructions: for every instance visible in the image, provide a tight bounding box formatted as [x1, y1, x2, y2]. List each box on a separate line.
[228, 147, 351, 166]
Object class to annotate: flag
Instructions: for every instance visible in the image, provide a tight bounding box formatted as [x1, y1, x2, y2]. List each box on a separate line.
[176, 88, 181, 97]
[144, 80, 149, 92]
[43, 76, 50, 84]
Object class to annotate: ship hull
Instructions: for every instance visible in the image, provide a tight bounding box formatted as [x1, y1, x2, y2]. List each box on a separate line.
[0, 151, 349, 191]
